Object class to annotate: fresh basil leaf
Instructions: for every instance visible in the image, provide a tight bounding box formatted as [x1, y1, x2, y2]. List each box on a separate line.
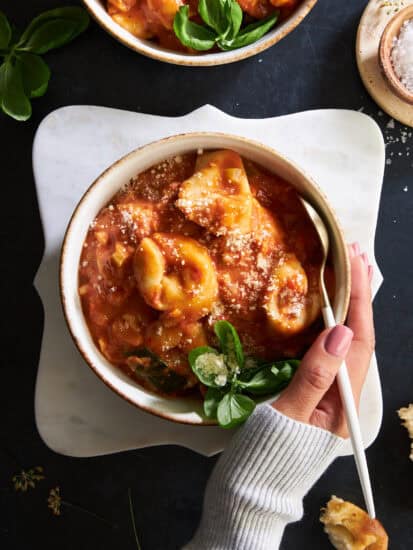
[0, 58, 31, 121]
[189, 346, 228, 388]
[17, 7, 89, 54]
[217, 392, 255, 428]
[173, 6, 216, 51]
[19, 53, 50, 98]
[0, 11, 11, 50]
[127, 347, 188, 393]
[198, 0, 229, 36]
[214, 320, 244, 369]
[237, 367, 282, 395]
[204, 387, 225, 418]
[222, 0, 242, 41]
[218, 11, 278, 50]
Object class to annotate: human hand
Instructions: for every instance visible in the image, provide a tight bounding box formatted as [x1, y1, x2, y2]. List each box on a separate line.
[273, 243, 375, 437]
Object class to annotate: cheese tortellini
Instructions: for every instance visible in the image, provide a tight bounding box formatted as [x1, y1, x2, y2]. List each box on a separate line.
[134, 233, 218, 319]
[176, 150, 253, 235]
[263, 253, 321, 335]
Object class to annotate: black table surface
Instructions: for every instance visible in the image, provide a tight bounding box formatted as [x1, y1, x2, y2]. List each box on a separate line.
[1, 1, 412, 548]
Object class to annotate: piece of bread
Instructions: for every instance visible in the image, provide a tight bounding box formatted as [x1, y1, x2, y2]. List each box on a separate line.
[320, 496, 388, 550]
[397, 403, 413, 461]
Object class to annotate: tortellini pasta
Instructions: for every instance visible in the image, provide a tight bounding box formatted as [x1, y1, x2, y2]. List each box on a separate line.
[176, 150, 253, 236]
[134, 233, 218, 319]
[263, 253, 321, 335]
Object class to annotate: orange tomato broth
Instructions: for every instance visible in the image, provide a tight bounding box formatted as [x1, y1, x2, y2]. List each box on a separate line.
[106, 0, 301, 53]
[78, 150, 331, 397]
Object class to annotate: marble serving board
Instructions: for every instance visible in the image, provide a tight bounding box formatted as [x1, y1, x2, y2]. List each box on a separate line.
[33, 105, 385, 458]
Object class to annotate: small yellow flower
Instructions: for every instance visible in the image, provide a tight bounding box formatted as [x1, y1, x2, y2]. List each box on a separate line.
[48, 487, 62, 516]
[12, 466, 45, 492]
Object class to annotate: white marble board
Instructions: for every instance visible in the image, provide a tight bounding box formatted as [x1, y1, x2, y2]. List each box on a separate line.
[33, 105, 385, 458]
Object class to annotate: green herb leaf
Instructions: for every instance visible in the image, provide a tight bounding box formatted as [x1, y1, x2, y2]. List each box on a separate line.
[222, 0, 242, 41]
[16, 6, 89, 54]
[0, 11, 11, 50]
[127, 347, 188, 394]
[238, 358, 299, 395]
[217, 392, 256, 428]
[218, 11, 278, 50]
[19, 52, 50, 98]
[0, 58, 31, 121]
[173, 5, 217, 51]
[214, 320, 244, 369]
[237, 367, 281, 395]
[198, 0, 229, 36]
[189, 346, 228, 388]
[203, 387, 225, 418]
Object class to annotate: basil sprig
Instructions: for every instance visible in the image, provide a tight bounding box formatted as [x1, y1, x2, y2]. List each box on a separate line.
[0, 7, 89, 121]
[189, 320, 299, 428]
[173, 0, 279, 52]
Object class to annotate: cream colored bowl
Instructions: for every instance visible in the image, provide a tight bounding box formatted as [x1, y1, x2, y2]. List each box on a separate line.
[60, 133, 350, 425]
[82, 0, 317, 66]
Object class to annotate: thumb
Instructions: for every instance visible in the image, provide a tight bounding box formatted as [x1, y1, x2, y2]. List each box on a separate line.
[273, 325, 353, 422]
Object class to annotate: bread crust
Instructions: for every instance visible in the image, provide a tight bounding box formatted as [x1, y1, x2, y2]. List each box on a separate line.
[398, 403, 413, 461]
[320, 496, 388, 550]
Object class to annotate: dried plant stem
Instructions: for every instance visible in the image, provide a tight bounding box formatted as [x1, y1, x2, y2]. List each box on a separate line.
[128, 488, 142, 550]
[62, 500, 113, 527]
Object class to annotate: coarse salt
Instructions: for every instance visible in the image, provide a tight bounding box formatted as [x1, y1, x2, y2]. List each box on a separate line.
[391, 18, 413, 94]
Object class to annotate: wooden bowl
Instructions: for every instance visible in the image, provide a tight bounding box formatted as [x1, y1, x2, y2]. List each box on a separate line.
[379, 4, 413, 105]
[82, 0, 317, 66]
[60, 132, 351, 425]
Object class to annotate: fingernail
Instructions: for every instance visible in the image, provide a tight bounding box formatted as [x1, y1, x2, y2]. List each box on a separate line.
[361, 252, 369, 267]
[325, 325, 353, 357]
[368, 265, 373, 283]
[352, 242, 361, 256]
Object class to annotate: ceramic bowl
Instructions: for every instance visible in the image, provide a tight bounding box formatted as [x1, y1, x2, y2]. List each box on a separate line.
[60, 132, 351, 425]
[82, 0, 317, 66]
[379, 4, 413, 105]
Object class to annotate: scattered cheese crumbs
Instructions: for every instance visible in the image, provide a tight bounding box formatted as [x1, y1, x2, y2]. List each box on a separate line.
[391, 19, 413, 94]
[397, 404, 413, 460]
[387, 118, 395, 129]
[195, 353, 228, 386]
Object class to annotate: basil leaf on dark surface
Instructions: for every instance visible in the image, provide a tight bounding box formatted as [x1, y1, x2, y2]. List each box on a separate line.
[198, 0, 229, 36]
[0, 58, 31, 121]
[189, 346, 228, 388]
[203, 387, 225, 418]
[0, 11, 11, 50]
[219, 11, 278, 50]
[214, 320, 244, 369]
[19, 52, 50, 98]
[16, 7, 89, 54]
[173, 6, 216, 51]
[217, 392, 256, 429]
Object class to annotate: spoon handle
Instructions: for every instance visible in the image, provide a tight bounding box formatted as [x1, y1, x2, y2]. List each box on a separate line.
[322, 305, 376, 519]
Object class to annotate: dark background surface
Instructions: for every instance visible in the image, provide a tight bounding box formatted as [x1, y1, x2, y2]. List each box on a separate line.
[1, 0, 412, 548]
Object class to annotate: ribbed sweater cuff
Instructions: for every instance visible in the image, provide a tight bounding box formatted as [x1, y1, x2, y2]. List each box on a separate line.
[184, 405, 345, 550]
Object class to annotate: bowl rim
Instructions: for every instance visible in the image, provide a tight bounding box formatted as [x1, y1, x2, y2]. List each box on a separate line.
[60, 131, 351, 425]
[82, 0, 317, 66]
[379, 4, 413, 105]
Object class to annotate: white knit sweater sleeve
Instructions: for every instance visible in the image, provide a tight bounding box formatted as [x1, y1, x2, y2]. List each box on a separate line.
[184, 405, 345, 550]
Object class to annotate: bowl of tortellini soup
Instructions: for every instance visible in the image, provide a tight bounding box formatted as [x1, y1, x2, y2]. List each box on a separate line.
[82, 0, 317, 66]
[60, 133, 350, 425]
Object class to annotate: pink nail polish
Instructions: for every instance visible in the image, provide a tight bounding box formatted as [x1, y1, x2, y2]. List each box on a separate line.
[361, 252, 369, 267]
[325, 325, 353, 357]
[352, 242, 361, 256]
[368, 265, 373, 283]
